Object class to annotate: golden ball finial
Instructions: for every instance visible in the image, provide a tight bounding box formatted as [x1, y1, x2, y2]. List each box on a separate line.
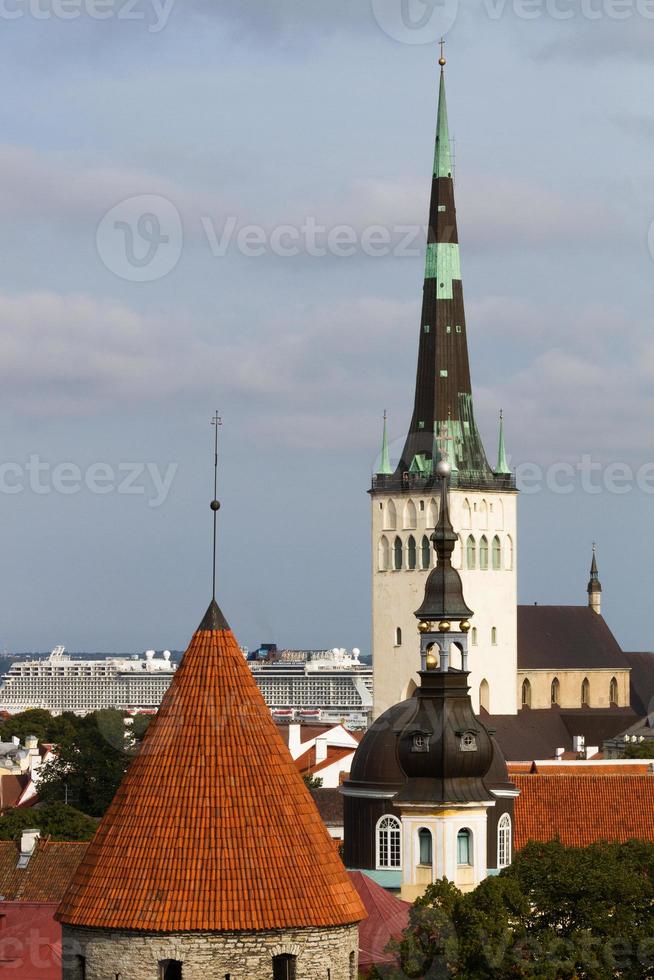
[460, 620, 471, 633]
[439, 621, 451, 633]
[439, 57, 446, 66]
[425, 651, 438, 671]
[439, 37, 446, 67]
[418, 621, 432, 634]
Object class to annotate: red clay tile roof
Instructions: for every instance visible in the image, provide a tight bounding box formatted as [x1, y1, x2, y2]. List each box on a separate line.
[295, 746, 354, 776]
[57, 602, 365, 932]
[349, 871, 409, 970]
[0, 840, 87, 902]
[0, 773, 33, 808]
[514, 774, 654, 849]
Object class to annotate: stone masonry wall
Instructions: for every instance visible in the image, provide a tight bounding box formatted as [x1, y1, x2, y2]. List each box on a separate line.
[62, 923, 359, 980]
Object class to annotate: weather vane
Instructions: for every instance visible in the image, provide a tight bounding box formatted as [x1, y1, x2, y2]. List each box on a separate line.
[210, 411, 222, 601]
[439, 37, 446, 67]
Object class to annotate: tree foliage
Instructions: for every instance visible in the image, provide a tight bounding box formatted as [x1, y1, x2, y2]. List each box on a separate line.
[381, 840, 654, 979]
[0, 802, 98, 841]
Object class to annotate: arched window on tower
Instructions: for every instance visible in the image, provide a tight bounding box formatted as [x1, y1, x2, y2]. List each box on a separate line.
[505, 535, 514, 571]
[404, 499, 417, 530]
[418, 828, 433, 866]
[462, 498, 472, 529]
[551, 677, 560, 705]
[471, 627, 477, 646]
[383, 499, 397, 531]
[421, 535, 431, 569]
[378, 535, 389, 572]
[479, 536, 489, 570]
[492, 536, 501, 570]
[581, 677, 590, 707]
[395, 627, 402, 647]
[466, 535, 476, 570]
[610, 676, 618, 706]
[457, 828, 472, 866]
[491, 626, 497, 645]
[496, 498, 505, 530]
[273, 954, 297, 980]
[427, 498, 438, 529]
[377, 815, 402, 869]
[393, 536, 403, 570]
[497, 814, 512, 869]
[479, 499, 489, 529]
[522, 678, 531, 708]
[479, 679, 489, 713]
[407, 535, 417, 570]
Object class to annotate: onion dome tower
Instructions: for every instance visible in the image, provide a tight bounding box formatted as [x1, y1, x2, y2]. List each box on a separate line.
[587, 543, 602, 615]
[58, 419, 364, 980]
[344, 457, 516, 900]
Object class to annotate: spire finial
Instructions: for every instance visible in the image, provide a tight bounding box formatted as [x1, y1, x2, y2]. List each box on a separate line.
[496, 409, 511, 476]
[210, 411, 222, 600]
[378, 410, 392, 476]
[587, 542, 602, 613]
[439, 37, 446, 67]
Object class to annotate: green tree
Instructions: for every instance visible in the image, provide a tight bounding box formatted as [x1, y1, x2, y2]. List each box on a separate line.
[303, 774, 323, 789]
[623, 741, 654, 759]
[0, 802, 98, 841]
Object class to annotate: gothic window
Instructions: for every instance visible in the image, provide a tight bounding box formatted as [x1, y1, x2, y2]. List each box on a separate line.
[496, 498, 505, 530]
[492, 536, 501, 570]
[479, 499, 488, 529]
[522, 679, 531, 708]
[551, 677, 560, 705]
[581, 677, 590, 707]
[407, 535, 417, 570]
[427, 498, 438, 528]
[377, 815, 402, 869]
[466, 535, 476, 570]
[462, 498, 472, 529]
[471, 627, 477, 646]
[273, 955, 297, 980]
[159, 962, 182, 980]
[497, 814, 512, 869]
[479, 679, 489, 713]
[457, 828, 472, 866]
[378, 536, 389, 572]
[491, 626, 497, 645]
[505, 535, 514, 571]
[418, 828, 433, 865]
[393, 536, 403, 570]
[479, 536, 489, 570]
[395, 627, 402, 647]
[421, 535, 431, 569]
[383, 499, 397, 531]
[404, 499, 417, 530]
[610, 676, 618, 705]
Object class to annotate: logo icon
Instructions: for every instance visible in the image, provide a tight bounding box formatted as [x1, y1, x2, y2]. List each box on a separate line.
[371, 0, 458, 44]
[96, 194, 183, 282]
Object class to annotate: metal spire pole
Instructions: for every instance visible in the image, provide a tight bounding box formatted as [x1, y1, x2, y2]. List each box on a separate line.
[210, 412, 222, 600]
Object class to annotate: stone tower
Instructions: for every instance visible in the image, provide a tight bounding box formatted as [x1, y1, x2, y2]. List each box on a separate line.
[371, 56, 518, 718]
[57, 596, 364, 979]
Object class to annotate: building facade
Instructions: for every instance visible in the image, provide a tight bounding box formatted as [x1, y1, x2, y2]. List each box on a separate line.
[371, 62, 517, 719]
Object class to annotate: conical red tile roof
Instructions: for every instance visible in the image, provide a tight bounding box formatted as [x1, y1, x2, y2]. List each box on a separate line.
[57, 601, 365, 932]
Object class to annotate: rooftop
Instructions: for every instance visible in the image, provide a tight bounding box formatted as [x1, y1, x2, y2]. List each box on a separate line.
[518, 605, 627, 671]
[0, 839, 87, 903]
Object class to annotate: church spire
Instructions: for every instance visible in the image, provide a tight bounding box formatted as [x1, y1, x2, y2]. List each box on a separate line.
[382, 52, 508, 492]
[496, 410, 511, 475]
[377, 410, 392, 475]
[587, 543, 602, 615]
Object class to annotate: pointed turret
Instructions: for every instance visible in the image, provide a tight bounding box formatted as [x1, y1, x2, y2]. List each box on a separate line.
[375, 54, 512, 492]
[587, 544, 602, 615]
[377, 410, 392, 475]
[496, 410, 511, 476]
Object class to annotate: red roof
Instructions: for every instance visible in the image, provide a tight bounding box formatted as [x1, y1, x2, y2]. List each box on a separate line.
[0, 840, 88, 902]
[57, 602, 365, 932]
[514, 774, 654, 849]
[349, 871, 410, 970]
[295, 745, 354, 776]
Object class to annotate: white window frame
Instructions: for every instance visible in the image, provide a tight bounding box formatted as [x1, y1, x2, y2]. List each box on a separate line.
[497, 813, 512, 869]
[376, 815, 402, 870]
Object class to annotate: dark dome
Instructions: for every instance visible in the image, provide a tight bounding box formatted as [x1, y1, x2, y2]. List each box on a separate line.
[484, 735, 514, 791]
[348, 697, 417, 792]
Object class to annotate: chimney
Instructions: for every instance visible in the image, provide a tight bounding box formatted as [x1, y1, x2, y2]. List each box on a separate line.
[555, 747, 565, 759]
[11, 737, 19, 748]
[17, 829, 40, 868]
[572, 735, 585, 755]
[315, 736, 328, 765]
[25, 735, 38, 751]
[287, 724, 302, 760]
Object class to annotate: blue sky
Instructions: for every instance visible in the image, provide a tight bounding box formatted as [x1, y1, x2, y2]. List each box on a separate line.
[0, 0, 652, 653]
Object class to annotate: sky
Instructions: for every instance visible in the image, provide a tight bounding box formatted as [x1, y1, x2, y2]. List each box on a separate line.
[0, 0, 652, 654]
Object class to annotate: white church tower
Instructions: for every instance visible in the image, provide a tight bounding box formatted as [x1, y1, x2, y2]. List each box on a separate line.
[370, 52, 518, 718]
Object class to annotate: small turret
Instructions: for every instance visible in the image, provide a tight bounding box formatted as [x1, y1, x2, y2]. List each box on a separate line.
[587, 544, 602, 615]
[496, 410, 511, 476]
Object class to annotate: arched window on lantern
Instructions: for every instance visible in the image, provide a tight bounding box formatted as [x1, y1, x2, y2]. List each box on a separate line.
[479, 679, 490, 713]
[418, 827, 433, 866]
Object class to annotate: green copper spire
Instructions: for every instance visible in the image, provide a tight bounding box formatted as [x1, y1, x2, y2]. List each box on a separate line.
[378, 411, 392, 475]
[433, 64, 452, 179]
[496, 410, 511, 475]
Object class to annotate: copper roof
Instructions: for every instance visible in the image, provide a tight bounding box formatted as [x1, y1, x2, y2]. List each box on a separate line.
[514, 773, 654, 849]
[57, 601, 365, 932]
[0, 840, 87, 903]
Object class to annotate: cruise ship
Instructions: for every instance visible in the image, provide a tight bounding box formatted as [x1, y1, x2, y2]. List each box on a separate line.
[0, 643, 374, 726]
[248, 645, 373, 728]
[0, 646, 176, 714]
